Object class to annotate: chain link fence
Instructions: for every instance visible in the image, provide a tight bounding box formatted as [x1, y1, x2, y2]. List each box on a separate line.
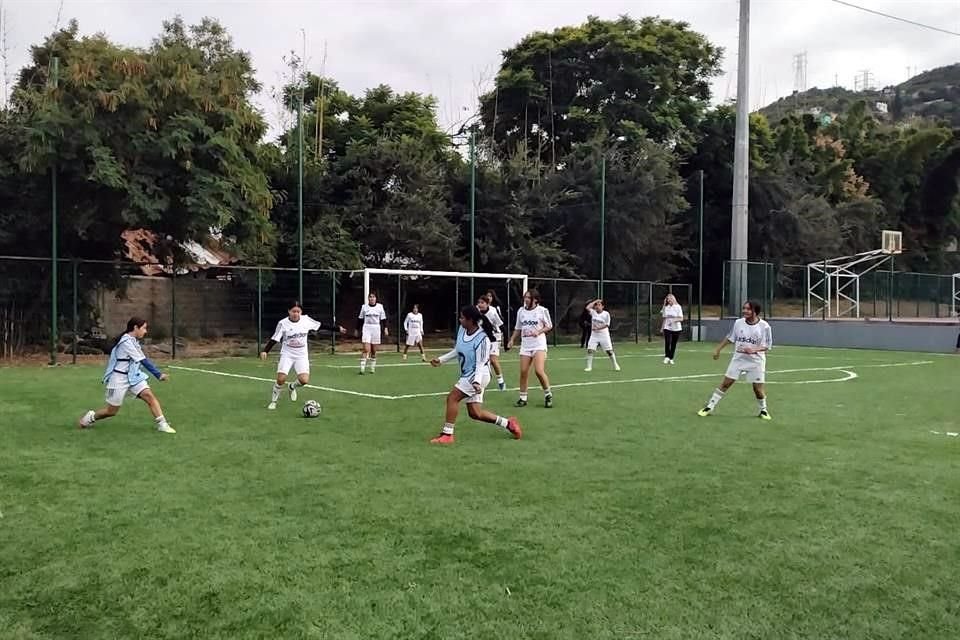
[0, 256, 693, 360]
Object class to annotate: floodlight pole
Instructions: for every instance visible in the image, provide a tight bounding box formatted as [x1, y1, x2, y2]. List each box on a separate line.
[730, 0, 750, 314]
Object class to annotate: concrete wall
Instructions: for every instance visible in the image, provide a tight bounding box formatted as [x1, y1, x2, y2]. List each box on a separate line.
[699, 317, 959, 353]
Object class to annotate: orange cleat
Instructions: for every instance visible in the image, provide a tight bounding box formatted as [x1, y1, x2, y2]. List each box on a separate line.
[430, 433, 455, 444]
[506, 417, 522, 440]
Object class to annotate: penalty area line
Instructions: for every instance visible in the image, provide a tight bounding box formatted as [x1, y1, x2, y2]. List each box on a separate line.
[168, 365, 398, 400]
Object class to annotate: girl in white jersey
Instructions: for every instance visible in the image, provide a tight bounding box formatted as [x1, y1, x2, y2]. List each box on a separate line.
[356, 292, 389, 374]
[260, 301, 346, 410]
[77, 316, 175, 433]
[698, 300, 773, 420]
[429, 305, 522, 444]
[477, 295, 507, 391]
[402, 304, 426, 362]
[506, 289, 553, 408]
[583, 299, 621, 372]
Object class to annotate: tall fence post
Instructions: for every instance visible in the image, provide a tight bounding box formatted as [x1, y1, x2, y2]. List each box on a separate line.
[171, 270, 177, 359]
[72, 259, 78, 364]
[721, 262, 727, 319]
[256, 267, 263, 354]
[635, 281, 640, 344]
[454, 277, 459, 339]
[822, 258, 827, 321]
[647, 282, 653, 342]
[552, 279, 558, 347]
[915, 273, 921, 318]
[888, 257, 894, 321]
[506, 283, 512, 342]
[330, 271, 337, 354]
[396, 274, 402, 353]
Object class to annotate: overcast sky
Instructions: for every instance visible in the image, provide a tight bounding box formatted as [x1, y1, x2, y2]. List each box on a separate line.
[2, 0, 958, 138]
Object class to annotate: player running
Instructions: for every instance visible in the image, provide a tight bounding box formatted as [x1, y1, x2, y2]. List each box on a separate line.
[697, 300, 773, 420]
[429, 305, 522, 444]
[77, 316, 175, 434]
[583, 299, 621, 372]
[260, 301, 346, 410]
[402, 304, 426, 362]
[477, 295, 507, 390]
[507, 289, 553, 408]
[356, 292, 388, 374]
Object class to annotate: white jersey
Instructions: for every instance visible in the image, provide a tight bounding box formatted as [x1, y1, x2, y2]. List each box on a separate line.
[727, 318, 772, 368]
[359, 303, 387, 326]
[271, 315, 322, 358]
[482, 306, 504, 338]
[515, 305, 552, 352]
[404, 312, 423, 335]
[662, 304, 683, 332]
[589, 309, 611, 336]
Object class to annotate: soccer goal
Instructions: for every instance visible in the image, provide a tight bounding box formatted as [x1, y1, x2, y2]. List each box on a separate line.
[361, 268, 529, 349]
[806, 230, 901, 318]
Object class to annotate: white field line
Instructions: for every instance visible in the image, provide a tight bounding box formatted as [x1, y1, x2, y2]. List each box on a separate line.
[171, 360, 931, 402]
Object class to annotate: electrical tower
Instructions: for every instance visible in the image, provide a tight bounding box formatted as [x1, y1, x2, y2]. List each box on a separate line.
[854, 69, 876, 92]
[792, 51, 808, 93]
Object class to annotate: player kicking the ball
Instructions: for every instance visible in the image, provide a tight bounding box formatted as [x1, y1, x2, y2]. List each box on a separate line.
[429, 305, 521, 444]
[260, 301, 346, 410]
[697, 300, 773, 420]
[77, 316, 175, 434]
[583, 298, 621, 372]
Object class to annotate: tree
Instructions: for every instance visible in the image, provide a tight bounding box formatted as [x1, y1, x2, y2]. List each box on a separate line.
[14, 17, 274, 264]
[479, 15, 722, 164]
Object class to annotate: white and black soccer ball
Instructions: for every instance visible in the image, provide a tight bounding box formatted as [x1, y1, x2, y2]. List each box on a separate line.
[302, 399, 322, 418]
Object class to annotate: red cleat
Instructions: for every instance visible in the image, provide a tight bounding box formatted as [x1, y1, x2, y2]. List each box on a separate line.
[506, 417, 522, 440]
[430, 433, 455, 444]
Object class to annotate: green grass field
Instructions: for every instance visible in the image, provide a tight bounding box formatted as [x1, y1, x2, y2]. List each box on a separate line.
[2, 342, 959, 639]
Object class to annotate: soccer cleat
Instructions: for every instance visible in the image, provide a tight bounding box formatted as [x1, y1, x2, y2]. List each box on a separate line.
[544, 394, 553, 409]
[267, 402, 277, 410]
[663, 357, 670, 364]
[614, 364, 622, 371]
[78, 410, 95, 429]
[156, 424, 176, 434]
[421, 355, 428, 363]
[506, 417, 523, 440]
[498, 381, 506, 391]
[668, 359, 675, 365]
[697, 407, 712, 417]
[430, 433, 455, 444]
[515, 399, 528, 407]
[759, 410, 772, 421]
[402, 354, 408, 361]
[288, 383, 298, 402]
[584, 367, 592, 373]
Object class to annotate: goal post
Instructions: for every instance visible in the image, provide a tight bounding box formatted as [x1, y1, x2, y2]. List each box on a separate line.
[362, 268, 529, 350]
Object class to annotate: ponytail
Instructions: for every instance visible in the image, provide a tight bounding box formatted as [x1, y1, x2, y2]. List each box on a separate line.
[460, 305, 496, 343]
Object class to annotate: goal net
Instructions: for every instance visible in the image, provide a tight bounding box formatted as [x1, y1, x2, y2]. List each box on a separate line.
[360, 268, 528, 349]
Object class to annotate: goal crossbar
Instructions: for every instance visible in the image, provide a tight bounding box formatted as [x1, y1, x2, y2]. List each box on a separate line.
[363, 268, 529, 300]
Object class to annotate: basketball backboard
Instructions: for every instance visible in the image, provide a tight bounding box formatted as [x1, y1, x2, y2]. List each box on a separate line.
[882, 229, 902, 255]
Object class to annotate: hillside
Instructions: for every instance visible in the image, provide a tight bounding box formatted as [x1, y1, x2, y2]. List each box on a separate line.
[757, 63, 960, 126]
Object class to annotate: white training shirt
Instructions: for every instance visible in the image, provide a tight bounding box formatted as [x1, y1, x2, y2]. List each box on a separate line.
[271, 315, 322, 358]
[727, 317, 773, 367]
[482, 305, 504, 338]
[107, 336, 147, 387]
[515, 305, 552, 351]
[404, 312, 424, 335]
[589, 309, 611, 336]
[359, 303, 387, 327]
[662, 304, 683, 332]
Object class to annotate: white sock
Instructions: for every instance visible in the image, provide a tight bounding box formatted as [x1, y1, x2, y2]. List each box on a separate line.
[154, 415, 169, 428]
[494, 416, 509, 430]
[757, 397, 768, 412]
[441, 422, 455, 435]
[543, 388, 552, 398]
[360, 357, 367, 373]
[519, 392, 528, 402]
[290, 380, 303, 389]
[497, 374, 505, 385]
[271, 383, 282, 402]
[370, 358, 376, 372]
[706, 388, 725, 409]
[609, 353, 619, 368]
[586, 353, 595, 368]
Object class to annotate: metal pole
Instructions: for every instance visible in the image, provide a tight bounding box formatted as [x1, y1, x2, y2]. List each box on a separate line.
[454, 277, 459, 339]
[171, 271, 177, 359]
[552, 278, 558, 347]
[298, 95, 304, 303]
[72, 259, 78, 364]
[396, 274, 402, 353]
[50, 56, 60, 365]
[730, 0, 750, 309]
[888, 256, 894, 321]
[647, 283, 653, 342]
[600, 155, 606, 297]
[697, 169, 704, 341]
[469, 130, 476, 302]
[635, 281, 640, 344]
[256, 267, 262, 354]
[331, 271, 337, 354]
[822, 258, 827, 320]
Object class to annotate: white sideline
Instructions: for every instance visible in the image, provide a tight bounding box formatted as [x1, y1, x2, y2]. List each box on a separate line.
[170, 360, 931, 402]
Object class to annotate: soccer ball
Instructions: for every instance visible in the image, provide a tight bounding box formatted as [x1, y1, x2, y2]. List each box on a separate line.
[302, 399, 322, 418]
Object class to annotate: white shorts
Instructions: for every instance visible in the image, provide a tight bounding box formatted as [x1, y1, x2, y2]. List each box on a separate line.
[724, 362, 765, 383]
[362, 326, 382, 345]
[105, 381, 150, 407]
[454, 374, 491, 404]
[405, 332, 422, 346]
[519, 347, 547, 358]
[490, 340, 501, 357]
[278, 353, 310, 376]
[588, 332, 613, 352]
